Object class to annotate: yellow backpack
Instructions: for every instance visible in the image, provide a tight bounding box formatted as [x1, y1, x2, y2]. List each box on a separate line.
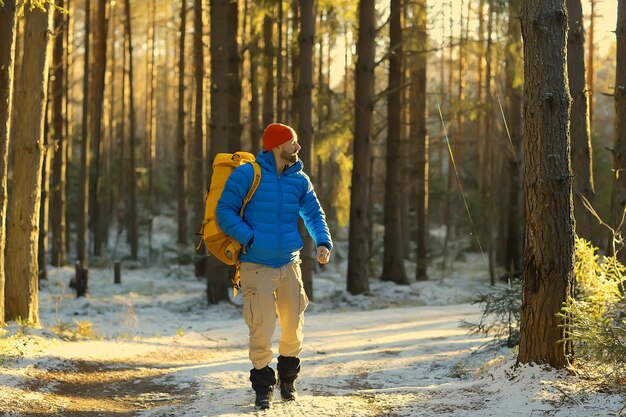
[197, 152, 261, 294]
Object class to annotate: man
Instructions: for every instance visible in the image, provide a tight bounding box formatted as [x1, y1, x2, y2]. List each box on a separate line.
[216, 123, 333, 410]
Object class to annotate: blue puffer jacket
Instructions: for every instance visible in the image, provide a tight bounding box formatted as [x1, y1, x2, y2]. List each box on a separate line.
[216, 150, 333, 268]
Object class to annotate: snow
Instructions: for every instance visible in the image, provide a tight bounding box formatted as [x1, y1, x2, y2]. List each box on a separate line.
[0, 219, 624, 416]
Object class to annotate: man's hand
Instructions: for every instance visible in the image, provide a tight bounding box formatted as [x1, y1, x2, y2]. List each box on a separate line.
[317, 246, 331, 264]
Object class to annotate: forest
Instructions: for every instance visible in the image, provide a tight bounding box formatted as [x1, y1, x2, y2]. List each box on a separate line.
[0, 0, 625, 416]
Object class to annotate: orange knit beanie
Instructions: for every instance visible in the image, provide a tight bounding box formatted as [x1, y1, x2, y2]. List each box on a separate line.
[262, 123, 296, 151]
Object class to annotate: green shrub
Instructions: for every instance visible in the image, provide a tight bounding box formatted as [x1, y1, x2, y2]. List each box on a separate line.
[559, 237, 626, 384]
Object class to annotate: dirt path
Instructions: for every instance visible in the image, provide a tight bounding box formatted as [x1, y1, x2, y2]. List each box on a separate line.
[0, 305, 487, 417]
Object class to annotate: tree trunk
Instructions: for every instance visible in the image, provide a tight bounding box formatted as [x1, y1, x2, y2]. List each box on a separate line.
[145, 0, 157, 256]
[64, 0, 74, 256]
[290, 0, 299, 126]
[276, 0, 284, 122]
[484, 1, 495, 284]
[502, 0, 523, 273]
[0, 0, 18, 326]
[297, 0, 315, 300]
[176, 0, 188, 245]
[123, 0, 139, 260]
[91, 0, 108, 257]
[347, 0, 375, 295]
[381, 0, 408, 285]
[413, 0, 428, 281]
[567, 0, 595, 244]
[227, 0, 242, 150]
[587, 0, 596, 130]
[51, 0, 67, 267]
[207, 0, 230, 302]
[38, 133, 51, 280]
[249, 20, 261, 154]
[262, 11, 275, 128]
[518, 0, 574, 368]
[612, 0, 626, 262]
[5, 4, 54, 324]
[78, 0, 91, 265]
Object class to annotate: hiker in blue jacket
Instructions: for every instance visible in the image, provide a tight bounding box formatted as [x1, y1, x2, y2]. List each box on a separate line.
[216, 122, 333, 410]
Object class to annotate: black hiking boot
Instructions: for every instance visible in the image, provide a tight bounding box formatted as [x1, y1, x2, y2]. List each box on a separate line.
[279, 381, 297, 401]
[250, 366, 276, 410]
[277, 355, 300, 401]
[255, 389, 273, 410]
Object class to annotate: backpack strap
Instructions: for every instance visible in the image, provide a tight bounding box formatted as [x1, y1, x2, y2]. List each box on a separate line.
[239, 162, 261, 216]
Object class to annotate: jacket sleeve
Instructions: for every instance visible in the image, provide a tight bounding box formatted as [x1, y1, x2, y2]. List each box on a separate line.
[299, 174, 333, 251]
[216, 164, 254, 246]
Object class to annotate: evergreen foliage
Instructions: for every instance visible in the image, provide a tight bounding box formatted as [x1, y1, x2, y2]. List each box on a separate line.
[460, 276, 521, 348]
[558, 237, 626, 384]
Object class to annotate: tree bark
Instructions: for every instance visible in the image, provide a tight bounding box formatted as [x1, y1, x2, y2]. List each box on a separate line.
[262, 11, 275, 128]
[276, 0, 284, 122]
[587, 0, 596, 130]
[518, 0, 574, 368]
[176, 0, 188, 245]
[412, 0, 428, 281]
[0, 0, 18, 326]
[502, 0, 523, 273]
[297, 0, 315, 299]
[5, 4, 54, 324]
[611, 0, 626, 262]
[123, 0, 139, 260]
[382, 0, 408, 285]
[207, 0, 230, 301]
[347, 0, 375, 295]
[227, 0, 242, 150]
[38, 132, 51, 280]
[78, 0, 91, 265]
[51, 0, 67, 267]
[566, 0, 595, 244]
[249, 14, 261, 154]
[91, 0, 108, 257]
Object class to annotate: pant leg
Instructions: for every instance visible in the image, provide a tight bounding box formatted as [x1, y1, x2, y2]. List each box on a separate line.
[239, 262, 280, 369]
[276, 261, 309, 358]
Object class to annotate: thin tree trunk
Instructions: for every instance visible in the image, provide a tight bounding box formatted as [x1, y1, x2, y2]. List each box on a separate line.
[518, 0, 574, 368]
[567, 0, 595, 244]
[382, 0, 408, 285]
[38, 132, 51, 280]
[0, 0, 18, 326]
[207, 0, 230, 302]
[77, 0, 91, 265]
[176, 0, 188, 245]
[51, 0, 67, 267]
[484, 1, 495, 284]
[262, 12, 275, 128]
[503, 0, 523, 273]
[64, 0, 73, 257]
[5, 4, 54, 324]
[228, 0, 242, 150]
[91, 0, 108, 257]
[611, 0, 626, 262]
[249, 19, 261, 154]
[347, 0, 375, 295]
[192, 0, 206, 275]
[413, 0, 428, 281]
[146, 0, 157, 255]
[297, 0, 315, 299]
[276, 0, 284, 122]
[587, 0, 596, 130]
[123, 0, 139, 260]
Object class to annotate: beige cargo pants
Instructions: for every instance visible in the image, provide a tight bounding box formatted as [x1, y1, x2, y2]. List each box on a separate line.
[239, 260, 309, 370]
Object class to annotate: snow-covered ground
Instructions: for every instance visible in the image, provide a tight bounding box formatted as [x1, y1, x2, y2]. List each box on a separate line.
[0, 218, 624, 416]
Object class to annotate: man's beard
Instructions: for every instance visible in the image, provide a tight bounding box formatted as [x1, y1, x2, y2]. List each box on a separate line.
[280, 148, 298, 164]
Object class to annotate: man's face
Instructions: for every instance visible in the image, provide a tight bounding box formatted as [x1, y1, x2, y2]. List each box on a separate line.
[279, 137, 301, 164]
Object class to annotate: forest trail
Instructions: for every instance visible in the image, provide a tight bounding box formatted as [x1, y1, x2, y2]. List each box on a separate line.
[0, 303, 492, 417]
